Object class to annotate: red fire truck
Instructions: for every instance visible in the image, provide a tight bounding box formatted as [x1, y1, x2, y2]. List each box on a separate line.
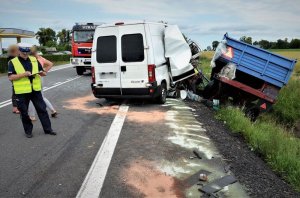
[70, 23, 98, 75]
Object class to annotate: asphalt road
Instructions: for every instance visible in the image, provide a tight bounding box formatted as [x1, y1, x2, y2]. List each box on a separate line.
[0, 65, 249, 197]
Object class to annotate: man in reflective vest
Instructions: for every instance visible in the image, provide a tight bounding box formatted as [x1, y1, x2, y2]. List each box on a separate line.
[8, 43, 56, 138]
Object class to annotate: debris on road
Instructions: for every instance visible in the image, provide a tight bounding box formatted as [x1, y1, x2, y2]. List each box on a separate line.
[199, 173, 208, 182]
[200, 175, 237, 195]
[193, 150, 202, 159]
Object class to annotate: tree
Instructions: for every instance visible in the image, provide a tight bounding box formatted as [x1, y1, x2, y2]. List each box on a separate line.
[258, 40, 271, 49]
[276, 39, 289, 49]
[57, 29, 71, 45]
[212, 41, 219, 51]
[289, 39, 300, 49]
[240, 36, 252, 45]
[35, 28, 57, 46]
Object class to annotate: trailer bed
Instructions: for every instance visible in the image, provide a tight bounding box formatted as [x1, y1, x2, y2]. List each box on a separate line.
[220, 33, 297, 88]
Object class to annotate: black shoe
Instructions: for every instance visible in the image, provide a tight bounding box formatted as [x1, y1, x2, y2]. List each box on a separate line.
[26, 134, 33, 138]
[51, 112, 58, 118]
[45, 131, 57, 135]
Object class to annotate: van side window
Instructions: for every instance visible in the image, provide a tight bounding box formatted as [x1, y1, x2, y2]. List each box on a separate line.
[97, 36, 117, 63]
[121, 34, 144, 62]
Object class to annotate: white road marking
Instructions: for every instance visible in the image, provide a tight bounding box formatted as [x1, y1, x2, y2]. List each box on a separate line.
[0, 76, 81, 109]
[54, 82, 62, 85]
[0, 99, 10, 105]
[76, 105, 129, 198]
[49, 64, 73, 72]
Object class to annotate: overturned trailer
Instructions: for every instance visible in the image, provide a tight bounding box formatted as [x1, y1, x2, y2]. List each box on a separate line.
[204, 33, 297, 117]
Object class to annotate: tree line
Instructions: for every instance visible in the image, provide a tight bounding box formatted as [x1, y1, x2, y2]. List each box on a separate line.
[35, 28, 71, 51]
[208, 36, 300, 51]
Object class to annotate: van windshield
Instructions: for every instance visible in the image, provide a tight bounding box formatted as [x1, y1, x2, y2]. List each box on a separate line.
[122, 34, 144, 62]
[97, 36, 117, 63]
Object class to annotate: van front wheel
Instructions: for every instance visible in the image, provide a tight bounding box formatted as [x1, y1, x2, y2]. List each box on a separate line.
[157, 82, 167, 104]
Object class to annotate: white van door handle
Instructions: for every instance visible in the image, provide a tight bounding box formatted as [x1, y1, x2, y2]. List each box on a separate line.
[121, 66, 127, 72]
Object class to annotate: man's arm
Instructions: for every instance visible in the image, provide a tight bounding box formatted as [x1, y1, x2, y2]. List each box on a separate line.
[8, 61, 31, 81]
[36, 60, 47, 77]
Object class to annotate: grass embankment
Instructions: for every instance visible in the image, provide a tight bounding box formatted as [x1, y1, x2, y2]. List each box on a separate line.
[217, 107, 300, 191]
[200, 50, 300, 191]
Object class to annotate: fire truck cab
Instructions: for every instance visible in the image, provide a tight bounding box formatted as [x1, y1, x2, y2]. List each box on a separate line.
[70, 23, 98, 75]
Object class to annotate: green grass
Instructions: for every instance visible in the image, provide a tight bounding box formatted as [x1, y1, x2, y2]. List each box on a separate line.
[199, 51, 214, 79]
[217, 107, 300, 191]
[53, 60, 70, 66]
[273, 79, 300, 126]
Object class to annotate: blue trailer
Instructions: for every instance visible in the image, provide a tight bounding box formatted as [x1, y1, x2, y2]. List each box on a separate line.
[204, 33, 297, 118]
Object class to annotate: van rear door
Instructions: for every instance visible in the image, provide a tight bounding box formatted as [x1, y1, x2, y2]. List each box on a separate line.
[118, 25, 148, 90]
[95, 27, 121, 92]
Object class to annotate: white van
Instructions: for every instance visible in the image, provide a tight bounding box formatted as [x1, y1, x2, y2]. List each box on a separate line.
[91, 21, 195, 104]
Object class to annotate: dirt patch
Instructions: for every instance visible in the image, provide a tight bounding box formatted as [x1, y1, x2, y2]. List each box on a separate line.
[122, 160, 184, 198]
[127, 110, 165, 123]
[63, 95, 166, 123]
[63, 95, 119, 115]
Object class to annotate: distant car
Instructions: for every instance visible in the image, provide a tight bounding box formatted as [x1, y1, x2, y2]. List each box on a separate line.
[62, 51, 72, 55]
[52, 52, 64, 55]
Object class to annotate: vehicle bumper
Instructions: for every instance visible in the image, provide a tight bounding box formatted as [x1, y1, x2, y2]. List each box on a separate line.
[91, 82, 161, 99]
[70, 57, 91, 67]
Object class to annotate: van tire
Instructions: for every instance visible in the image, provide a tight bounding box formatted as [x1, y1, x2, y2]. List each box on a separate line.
[76, 67, 85, 75]
[157, 82, 167, 104]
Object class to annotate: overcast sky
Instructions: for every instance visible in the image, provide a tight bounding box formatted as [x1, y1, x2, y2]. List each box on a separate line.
[1, 0, 299, 49]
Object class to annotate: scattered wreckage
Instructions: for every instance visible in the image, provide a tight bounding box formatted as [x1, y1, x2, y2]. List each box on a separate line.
[180, 33, 297, 119]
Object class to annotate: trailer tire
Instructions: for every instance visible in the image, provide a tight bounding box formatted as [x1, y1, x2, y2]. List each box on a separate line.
[76, 67, 85, 75]
[157, 82, 167, 104]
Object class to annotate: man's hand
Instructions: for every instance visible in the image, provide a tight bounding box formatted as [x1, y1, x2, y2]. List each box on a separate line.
[39, 71, 47, 77]
[23, 71, 31, 77]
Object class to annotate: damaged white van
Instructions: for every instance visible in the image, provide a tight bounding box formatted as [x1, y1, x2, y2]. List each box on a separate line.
[91, 21, 195, 104]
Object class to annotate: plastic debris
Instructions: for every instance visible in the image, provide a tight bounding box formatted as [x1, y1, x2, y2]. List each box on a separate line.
[212, 99, 220, 110]
[211, 40, 227, 68]
[193, 150, 202, 159]
[219, 63, 236, 80]
[200, 175, 237, 194]
[199, 173, 208, 181]
[187, 90, 203, 102]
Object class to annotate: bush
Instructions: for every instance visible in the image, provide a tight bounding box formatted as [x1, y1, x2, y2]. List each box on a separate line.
[0, 57, 8, 73]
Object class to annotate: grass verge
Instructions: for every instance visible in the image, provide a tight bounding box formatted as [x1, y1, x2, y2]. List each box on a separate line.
[216, 107, 300, 191]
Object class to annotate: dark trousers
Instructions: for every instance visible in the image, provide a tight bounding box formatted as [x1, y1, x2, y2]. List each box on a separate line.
[16, 91, 52, 135]
[12, 87, 18, 107]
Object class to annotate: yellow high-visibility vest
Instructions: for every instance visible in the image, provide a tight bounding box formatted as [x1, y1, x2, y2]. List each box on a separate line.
[11, 56, 42, 94]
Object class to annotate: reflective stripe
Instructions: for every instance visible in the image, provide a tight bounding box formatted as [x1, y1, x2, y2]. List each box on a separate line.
[11, 56, 42, 94]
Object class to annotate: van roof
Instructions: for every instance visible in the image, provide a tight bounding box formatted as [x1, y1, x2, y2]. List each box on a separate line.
[98, 21, 168, 28]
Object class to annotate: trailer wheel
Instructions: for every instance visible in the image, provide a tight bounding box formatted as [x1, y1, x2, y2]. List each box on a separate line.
[245, 106, 260, 122]
[76, 66, 85, 75]
[157, 82, 167, 104]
